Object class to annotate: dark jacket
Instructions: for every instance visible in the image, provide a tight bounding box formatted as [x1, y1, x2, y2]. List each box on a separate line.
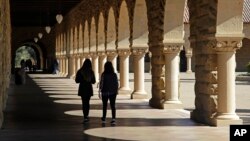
[75, 69, 96, 97]
[99, 73, 118, 94]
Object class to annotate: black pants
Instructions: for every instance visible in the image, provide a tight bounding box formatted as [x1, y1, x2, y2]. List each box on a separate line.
[101, 94, 117, 119]
[81, 96, 91, 119]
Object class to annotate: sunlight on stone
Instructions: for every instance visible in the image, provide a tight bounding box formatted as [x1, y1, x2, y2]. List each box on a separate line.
[44, 91, 77, 94]
[84, 126, 229, 141]
[54, 100, 81, 105]
[65, 109, 190, 119]
[49, 95, 79, 99]
[41, 87, 77, 91]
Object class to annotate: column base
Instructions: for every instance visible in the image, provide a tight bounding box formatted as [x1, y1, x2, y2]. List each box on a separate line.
[67, 74, 75, 79]
[211, 113, 243, 126]
[186, 70, 192, 73]
[163, 100, 183, 109]
[131, 91, 148, 99]
[149, 98, 164, 109]
[212, 118, 243, 126]
[118, 87, 132, 95]
[62, 73, 68, 77]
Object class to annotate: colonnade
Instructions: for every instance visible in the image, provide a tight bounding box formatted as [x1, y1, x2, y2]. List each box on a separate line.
[52, 0, 246, 126]
[0, 0, 248, 130]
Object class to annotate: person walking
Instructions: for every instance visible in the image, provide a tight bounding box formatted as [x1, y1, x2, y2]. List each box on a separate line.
[99, 61, 119, 125]
[75, 59, 96, 123]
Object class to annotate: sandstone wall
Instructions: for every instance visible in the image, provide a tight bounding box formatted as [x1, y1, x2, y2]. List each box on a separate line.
[0, 0, 11, 128]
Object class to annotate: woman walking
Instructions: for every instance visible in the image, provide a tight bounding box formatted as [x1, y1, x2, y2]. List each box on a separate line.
[75, 59, 96, 123]
[99, 61, 119, 125]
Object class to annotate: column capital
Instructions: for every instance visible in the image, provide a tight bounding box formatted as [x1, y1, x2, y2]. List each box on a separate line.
[214, 36, 243, 52]
[106, 51, 118, 60]
[106, 50, 117, 56]
[98, 51, 106, 57]
[117, 49, 131, 57]
[132, 47, 148, 56]
[90, 52, 97, 56]
[83, 53, 91, 58]
[163, 43, 183, 54]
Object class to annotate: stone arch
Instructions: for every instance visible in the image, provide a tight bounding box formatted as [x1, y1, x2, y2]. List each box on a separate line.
[90, 17, 97, 53]
[79, 23, 83, 54]
[70, 27, 74, 55]
[84, 20, 90, 54]
[73, 25, 79, 54]
[62, 32, 67, 55]
[133, 0, 148, 39]
[163, 0, 185, 42]
[132, 0, 148, 45]
[97, 12, 105, 52]
[66, 29, 71, 54]
[106, 7, 116, 51]
[117, 0, 130, 48]
[58, 33, 63, 55]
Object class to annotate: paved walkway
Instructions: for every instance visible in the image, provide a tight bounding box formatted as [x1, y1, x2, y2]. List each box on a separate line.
[0, 72, 249, 141]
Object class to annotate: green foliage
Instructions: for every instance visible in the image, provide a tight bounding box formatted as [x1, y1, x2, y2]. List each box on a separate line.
[15, 46, 37, 68]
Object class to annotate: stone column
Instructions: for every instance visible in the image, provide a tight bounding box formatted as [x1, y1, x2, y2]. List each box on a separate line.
[65, 57, 69, 76]
[163, 44, 183, 109]
[80, 55, 85, 67]
[148, 45, 165, 109]
[131, 48, 147, 99]
[62, 56, 67, 76]
[98, 52, 107, 78]
[72, 55, 77, 78]
[59, 57, 63, 75]
[107, 51, 117, 73]
[186, 48, 193, 73]
[91, 54, 99, 82]
[148, 52, 152, 73]
[118, 49, 131, 92]
[213, 38, 243, 126]
[75, 55, 81, 72]
[67, 56, 74, 78]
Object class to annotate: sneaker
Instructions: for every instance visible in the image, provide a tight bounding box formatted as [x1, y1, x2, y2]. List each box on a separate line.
[110, 119, 116, 125]
[101, 117, 106, 123]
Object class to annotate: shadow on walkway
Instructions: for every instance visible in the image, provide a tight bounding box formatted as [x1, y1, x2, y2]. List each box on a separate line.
[0, 73, 235, 141]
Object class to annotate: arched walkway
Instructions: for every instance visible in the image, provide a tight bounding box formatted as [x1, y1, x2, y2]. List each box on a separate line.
[1, 73, 250, 140]
[1, 0, 250, 132]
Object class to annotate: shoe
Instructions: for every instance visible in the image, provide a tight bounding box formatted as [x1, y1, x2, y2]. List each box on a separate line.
[101, 117, 106, 123]
[110, 119, 116, 125]
[83, 118, 89, 123]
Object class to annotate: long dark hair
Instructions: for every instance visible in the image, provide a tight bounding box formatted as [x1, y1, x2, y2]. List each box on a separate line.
[81, 59, 92, 69]
[81, 59, 92, 81]
[104, 61, 114, 74]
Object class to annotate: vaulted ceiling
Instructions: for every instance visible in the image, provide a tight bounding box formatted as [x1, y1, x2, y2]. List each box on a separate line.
[10, 0, 82, 27]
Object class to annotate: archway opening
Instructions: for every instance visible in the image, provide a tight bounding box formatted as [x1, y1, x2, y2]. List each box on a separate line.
[180, 50, 187, 72]
[15, 45, 39, 72]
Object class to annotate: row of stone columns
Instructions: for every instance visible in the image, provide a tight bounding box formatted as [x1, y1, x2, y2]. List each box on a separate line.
[57, 47, 150, 98]
[57, 43, 191, 109]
